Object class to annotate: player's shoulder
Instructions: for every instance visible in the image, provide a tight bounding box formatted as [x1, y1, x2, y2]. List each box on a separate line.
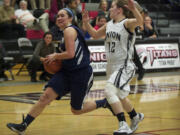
[64, 26, 76, 35]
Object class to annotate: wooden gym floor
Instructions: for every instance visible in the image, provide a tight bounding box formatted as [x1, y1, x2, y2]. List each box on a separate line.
[0, 67, 180, 135]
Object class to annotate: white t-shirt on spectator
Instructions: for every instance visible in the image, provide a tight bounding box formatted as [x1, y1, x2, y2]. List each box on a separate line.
[15, 9, 35, 26]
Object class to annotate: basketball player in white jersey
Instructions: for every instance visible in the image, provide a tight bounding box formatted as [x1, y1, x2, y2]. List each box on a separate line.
[83, 0, 144, 134]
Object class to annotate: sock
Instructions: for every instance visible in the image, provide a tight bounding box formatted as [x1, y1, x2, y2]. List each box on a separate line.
[116, 112, 126, 122]
[23, 114, 35, 126]
[95, 98, 106, 108]
[128, 108, 137, 119]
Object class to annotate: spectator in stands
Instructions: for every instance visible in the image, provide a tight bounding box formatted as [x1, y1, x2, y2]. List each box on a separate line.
[65, 0, 82, 27]
[91, 0, 109, 27]
[75, 0, 83, 23]
[94, 15, 107, 30]
[0, 0, 26, 39]
[93, 15, 107, 39]
[98, 0, 109, 19]
[50, 16, 63, 42]
[49, 0, 67, 27]
[142, 16, 158, 38]
[83, 15, 107, 40]
[76, 0, 82, 13]
[136, 8, 158, 39]
[15, 0, 49, 32]
[27, 32, 55, 82]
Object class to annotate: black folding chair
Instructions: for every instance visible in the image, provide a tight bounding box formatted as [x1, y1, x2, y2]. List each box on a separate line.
[0, 42, 16, 80]
[16, 38, 34, 75]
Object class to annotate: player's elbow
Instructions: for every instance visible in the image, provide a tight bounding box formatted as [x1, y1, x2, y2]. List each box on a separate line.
[67, 52, 75, 59]
[137, 19, 143, 28]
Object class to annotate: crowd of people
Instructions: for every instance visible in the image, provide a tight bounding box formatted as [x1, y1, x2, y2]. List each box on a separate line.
[0, 0, 158, 82]
[6, 1, 145, 135]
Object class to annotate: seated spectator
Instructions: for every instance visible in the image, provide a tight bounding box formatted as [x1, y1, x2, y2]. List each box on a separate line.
[50, 17, 63, 42]
[97, 0, 109, 19]
[15, 0, 49, 32]
[76, 0, 81, 13]
[93, 15, 107, 39]
[75, 0, 82, 23]
[49, 0, 67, 28]
[94, 15, 107, 30]
[27, 32, 55, 82]
[82, 15, 107, 40]
[0, 0, 26, 39]
[142, 16, 158, 38]
[65, 0, 82, 27]
[90, 0, 109, 27]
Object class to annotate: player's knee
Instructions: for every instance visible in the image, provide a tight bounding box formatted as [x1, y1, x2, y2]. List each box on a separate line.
[117, 89, 129, 100]
[104, 83, 120, 104]
[39, 93, 51, 107]
[71, 107, 82, 115]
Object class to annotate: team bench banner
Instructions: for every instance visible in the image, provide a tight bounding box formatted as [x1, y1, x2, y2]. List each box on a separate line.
[88, 42, 180, 73]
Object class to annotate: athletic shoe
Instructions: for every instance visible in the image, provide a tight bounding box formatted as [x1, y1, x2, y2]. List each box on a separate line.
[7, 122, 27, 135]
[113, 121, 132, 135]
[130, 113, 144, 132]
[103, 98, 116, 115]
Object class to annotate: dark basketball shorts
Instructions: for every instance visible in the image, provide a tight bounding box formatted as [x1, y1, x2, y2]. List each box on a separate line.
[44, 66, 93, 110]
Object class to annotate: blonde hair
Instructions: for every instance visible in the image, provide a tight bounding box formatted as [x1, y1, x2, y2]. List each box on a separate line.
[113, 0, 143, 18]
[113, 0, 129, 17]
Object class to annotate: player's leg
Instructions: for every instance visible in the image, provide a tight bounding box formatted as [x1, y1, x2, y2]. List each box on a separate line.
[121, 97, 144, 133]
[105, 82, 132, 135]
[70, 66, 109, 115]
[6, 71, 67, 135]
[116, 67, 144, 133]
[7, 87, 58, 135]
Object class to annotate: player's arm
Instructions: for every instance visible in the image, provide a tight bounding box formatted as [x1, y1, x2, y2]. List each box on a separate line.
[46, 27, 76, 62]
[124, 0, 143, 33]
[82, 10, 106, 39]
[56, 27, 76, 59]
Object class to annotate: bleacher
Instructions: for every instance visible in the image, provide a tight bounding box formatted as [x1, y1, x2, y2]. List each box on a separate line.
[83, 0, 180, 37]
[0, 0, 180, 79]
[137, 0, 180, 37]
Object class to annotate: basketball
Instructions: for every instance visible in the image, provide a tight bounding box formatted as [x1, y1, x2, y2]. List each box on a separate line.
[43, 60, 62, 74]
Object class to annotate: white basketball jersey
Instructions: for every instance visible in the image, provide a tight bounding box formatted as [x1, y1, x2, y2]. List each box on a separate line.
[105, 19, 136, 90]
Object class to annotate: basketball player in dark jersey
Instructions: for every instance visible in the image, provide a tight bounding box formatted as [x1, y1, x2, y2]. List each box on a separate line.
[7, 8, 110, 135]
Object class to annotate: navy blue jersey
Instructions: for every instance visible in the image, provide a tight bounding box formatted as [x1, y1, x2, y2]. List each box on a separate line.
[58, 25, 90, 71]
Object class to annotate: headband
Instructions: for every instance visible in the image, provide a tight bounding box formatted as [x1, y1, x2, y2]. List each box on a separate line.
[63, 8, 74, 18]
